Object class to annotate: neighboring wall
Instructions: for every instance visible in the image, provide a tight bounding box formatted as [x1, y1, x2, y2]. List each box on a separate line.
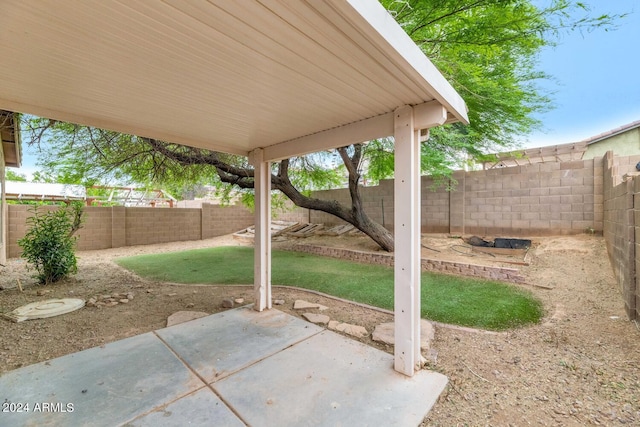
[279, 157, 605, 237]
[585, 126, 640, 159]
[603, 151, 640, 320]
[7, 203, 254, 258]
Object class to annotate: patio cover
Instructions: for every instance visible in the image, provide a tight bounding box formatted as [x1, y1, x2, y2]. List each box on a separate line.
[0, 0, 468, 376]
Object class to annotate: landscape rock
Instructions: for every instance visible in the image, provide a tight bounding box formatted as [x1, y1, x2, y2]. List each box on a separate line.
[328, 320, 339, 330]
[166, 311, 210, 327]
[302, 313, 330, 325]
[222, 298, 234, 308]
[371, 323, 395, 346]
[273, 299, 285, 305]
[234, 298, 245, 304]
[186, 303, 195, 308]
[293, 299, 328, 311]
[334, 322, 368, 338]
[119, 299, 129, 304]
[371, 320, 435, 350]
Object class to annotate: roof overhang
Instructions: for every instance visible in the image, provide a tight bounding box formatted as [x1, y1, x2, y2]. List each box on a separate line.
[0, 0, 467, 160]
[0, 110, 21, 168]
[583, 119, 640, 146]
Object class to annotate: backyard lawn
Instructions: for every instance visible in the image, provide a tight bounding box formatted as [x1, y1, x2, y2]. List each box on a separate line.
[116, 246, 543, 331]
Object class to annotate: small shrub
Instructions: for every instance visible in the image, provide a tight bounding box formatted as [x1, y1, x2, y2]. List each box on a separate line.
[18, 203, 84, 285]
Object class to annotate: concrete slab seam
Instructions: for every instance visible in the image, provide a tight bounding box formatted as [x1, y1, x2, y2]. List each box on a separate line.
[121, 386, 209, 425]
[151, 330, 250, 426]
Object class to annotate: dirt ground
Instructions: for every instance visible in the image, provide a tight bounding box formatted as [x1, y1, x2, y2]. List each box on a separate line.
[1, 233, 639, 426]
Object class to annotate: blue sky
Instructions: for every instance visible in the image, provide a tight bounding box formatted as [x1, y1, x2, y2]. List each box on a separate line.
[13, 1, 640, 177]
[525, 0, 640, 147]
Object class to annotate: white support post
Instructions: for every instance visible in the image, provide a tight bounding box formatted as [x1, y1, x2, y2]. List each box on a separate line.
[249, 148, 271, 312]
[393, 105, 422, 376]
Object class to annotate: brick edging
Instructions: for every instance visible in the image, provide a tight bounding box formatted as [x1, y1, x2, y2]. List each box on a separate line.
[289, 244, 527, 284]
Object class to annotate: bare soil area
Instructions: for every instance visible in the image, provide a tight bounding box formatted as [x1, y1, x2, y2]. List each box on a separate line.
[1, 233, 639, 426]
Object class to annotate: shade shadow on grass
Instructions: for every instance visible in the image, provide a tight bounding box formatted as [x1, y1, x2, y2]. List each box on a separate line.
[116, 246, 543, 331]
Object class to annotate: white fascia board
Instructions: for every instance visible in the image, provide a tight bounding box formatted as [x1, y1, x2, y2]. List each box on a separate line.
[333, 0, 469, 124]
[262, 100, 447, 162]
[262, 112, 394, 162]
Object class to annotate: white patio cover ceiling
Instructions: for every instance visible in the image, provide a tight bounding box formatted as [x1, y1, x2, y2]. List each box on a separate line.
[0, 0, 467, 160]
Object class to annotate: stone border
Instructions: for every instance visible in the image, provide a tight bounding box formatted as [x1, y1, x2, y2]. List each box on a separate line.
[152, 282, 506, 334]
[289, 244, 527, 284]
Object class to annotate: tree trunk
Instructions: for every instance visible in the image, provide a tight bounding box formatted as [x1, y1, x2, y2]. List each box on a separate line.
[272, 162, 395, 252]
[350, 209, 395, 252]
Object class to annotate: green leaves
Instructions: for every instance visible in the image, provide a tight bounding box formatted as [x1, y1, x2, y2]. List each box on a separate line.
[381, 0, 620, 161]
[363, 138, 395, 183]
[18, 203, 84, 285]
[286, 152, 345, 191]
[5, 170, 27, 181]
[394, 0, 548, 149]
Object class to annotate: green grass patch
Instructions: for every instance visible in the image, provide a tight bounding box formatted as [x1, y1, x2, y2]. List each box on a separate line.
[116, 246, 543, 331]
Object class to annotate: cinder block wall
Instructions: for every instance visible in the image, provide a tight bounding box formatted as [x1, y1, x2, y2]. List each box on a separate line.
[603, 151, 640, 320]
[278, 156, 611, 236]
[423, 174, 453, 233]
[125, 207, 201, 246]
[634, 180, 640, 320]
[75, 206, 112, 251]
[7, 203, 254, 258]
[463, 159, 599, 236]
[274, 205, 308, 223]
[8, 205, 46, 258]
[201, 203, 254, 239]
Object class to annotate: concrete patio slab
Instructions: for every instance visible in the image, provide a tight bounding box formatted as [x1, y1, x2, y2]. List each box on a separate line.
[0, 306, 447, 426]
[128, 387, 244, 427]
[0, 332, 202, 426]
[156, 305, 323, 383]
[214, 330, 448, 427]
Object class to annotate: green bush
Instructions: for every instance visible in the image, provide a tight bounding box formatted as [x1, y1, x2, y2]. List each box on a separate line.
[18, 203, 84, 285]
